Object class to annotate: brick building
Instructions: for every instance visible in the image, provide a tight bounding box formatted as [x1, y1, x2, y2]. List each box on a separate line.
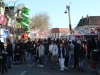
[50, 28, 70, 39]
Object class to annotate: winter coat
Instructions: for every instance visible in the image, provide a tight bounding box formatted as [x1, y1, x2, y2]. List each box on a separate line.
[74, 43, 81, 58]
[92, 49, 99, 61]
[58, 47, 66, 58]
[6, 43, 13, 56]
[0, 53, 7, 64]
[43, 42, 49, 55]
[0, 42, 4, 53]
[32, 45, 37, 55]
[38, 44, 45, 57]
[78, 48, 86, 59]
[49, 44, 58, 56]
[69, 43, 74, 55]
[14, 49, 21, 56]
[65, 44, 71, 57]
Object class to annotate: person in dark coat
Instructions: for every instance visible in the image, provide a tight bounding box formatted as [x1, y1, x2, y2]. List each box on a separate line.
[0, 50, 7, 74]
[74, 40, 81, 69]
[6, 39, 13, 69]
[87, 39, 91, 60]
[14, 45, 21, 64]
[91, 38, 96, 50]
[43, 40, 49, 63]
[78, 45, 86, 71]
[58, 43, 66, 71]
[32, 43, 37, 65]
[91, 49, 99, 69]
[0, 40, 4, 54]
[27, 43, 34, 66]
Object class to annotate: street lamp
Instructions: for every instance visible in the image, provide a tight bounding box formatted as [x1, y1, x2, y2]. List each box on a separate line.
[64, 2, 72, 34]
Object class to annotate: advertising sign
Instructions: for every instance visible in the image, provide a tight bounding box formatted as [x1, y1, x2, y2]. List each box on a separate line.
[0, 7, 7, 26]
[8, 18, 15, 28]
[0, 14, 7, 26]
[17, 28, 24, 33]
[0, 29, 9, 38]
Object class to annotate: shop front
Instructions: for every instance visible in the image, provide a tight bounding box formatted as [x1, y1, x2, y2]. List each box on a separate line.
[0, 28, 9, 43]
[96, 28, 100, 40]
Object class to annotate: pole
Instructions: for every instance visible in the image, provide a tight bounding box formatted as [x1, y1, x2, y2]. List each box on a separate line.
[67, 5, 72, 34]
[13, 0, 19, 40]
[14, 1, 16, 40]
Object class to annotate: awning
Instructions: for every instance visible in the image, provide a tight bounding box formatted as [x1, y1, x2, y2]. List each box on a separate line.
[95, 28, 100, 32]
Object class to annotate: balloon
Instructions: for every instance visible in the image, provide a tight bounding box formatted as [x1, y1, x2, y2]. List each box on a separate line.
[21, 22, 29, 27]
[24, 27, 30, 31]
[20, 6, 30, 32]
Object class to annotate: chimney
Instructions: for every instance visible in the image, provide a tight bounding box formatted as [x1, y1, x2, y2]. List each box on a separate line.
[87, 14, 88, 19]
[82, 16, 83, 25]
[87, 14, 89, 24]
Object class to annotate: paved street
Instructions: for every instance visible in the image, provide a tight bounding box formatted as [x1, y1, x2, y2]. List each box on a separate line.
[2, 62, 96, 75]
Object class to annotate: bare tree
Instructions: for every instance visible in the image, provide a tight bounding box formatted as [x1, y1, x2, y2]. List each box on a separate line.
[31, 12, 51, 32]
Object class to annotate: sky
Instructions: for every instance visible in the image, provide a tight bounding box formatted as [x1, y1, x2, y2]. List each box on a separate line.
[4, 0, 100, 28]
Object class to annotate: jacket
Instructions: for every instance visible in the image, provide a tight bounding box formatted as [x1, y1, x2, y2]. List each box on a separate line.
[0, 53, 7, 64]
[38, 44, 45, 57]
[65, 44, 71, 57]
[58, 47, 66, 58]
[32, 45, 36, 55]
[49, 44, 58, 55]
[6, 43, 13, 56]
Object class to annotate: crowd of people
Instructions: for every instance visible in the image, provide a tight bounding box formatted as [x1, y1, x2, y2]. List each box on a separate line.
[0, 37, 99, 74]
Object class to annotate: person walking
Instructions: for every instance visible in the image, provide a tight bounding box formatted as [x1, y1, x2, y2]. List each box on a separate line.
[37, 41, 45, 67]
[64, 40, 71, 70]
[32, 43, 37, 66]
[78, 45, 86, 71]
[14, 45, 21, 64]
[91, 49, 99, 69]
[27, 43, 34, 67]
[69, 40, 74, 67]
[43, 40, 49, 63]
[0, 50, 7, 74]
[58, 43, 66, 71]
[49, 41, 58, 69]
[6, 39, 13, 69]
[74, 40, 81, 69]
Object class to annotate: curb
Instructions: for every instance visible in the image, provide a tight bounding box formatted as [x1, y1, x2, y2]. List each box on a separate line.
[97, 70, 100, 75]
[84, 60, 97, 75]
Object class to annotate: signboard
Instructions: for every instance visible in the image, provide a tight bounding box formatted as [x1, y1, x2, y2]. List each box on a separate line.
[0, 14, 7, 26]
[17, 28, 24, 33]
[0, 29, 9, 38]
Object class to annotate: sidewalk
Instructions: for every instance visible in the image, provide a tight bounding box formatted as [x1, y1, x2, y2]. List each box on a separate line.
[85, 58, 100, 75]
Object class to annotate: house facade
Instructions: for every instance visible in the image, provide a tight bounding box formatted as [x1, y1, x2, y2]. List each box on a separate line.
[50, 28, 70, 39]
[75, 15, 100, 34]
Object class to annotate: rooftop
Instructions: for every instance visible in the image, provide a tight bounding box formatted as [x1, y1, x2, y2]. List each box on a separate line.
[76, 16, 100, 27]
[51, 28, 70, 33]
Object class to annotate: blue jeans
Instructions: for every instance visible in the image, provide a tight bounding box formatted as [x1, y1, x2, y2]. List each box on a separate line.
[69, 54, 74, 66]
[44, 55, 49, 63]
[7, 56, 12, 69]
[20, 55, 24, 63]
[27, 53, 34, 65]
